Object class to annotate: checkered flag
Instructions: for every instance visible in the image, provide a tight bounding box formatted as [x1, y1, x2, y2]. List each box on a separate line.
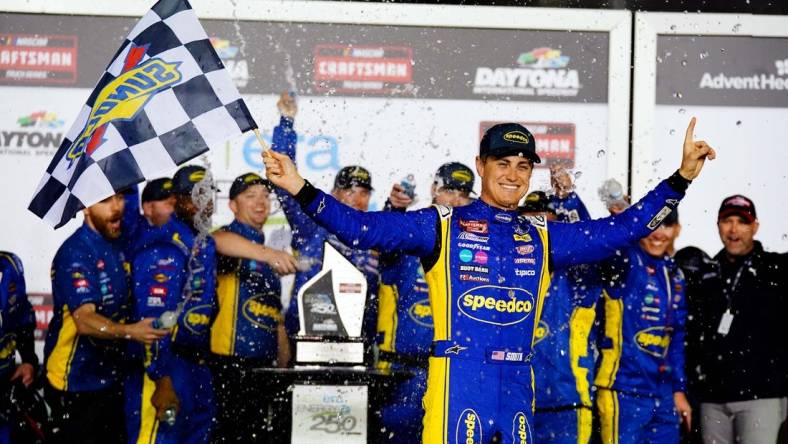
[28, 0, 257, 228]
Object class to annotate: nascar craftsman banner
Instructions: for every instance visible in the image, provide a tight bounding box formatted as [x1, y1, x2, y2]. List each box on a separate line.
[27, 0, 256, 227]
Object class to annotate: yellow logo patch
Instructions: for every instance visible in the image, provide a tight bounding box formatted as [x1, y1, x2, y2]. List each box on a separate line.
[502, 131, 530, 145]
[66, 58, 182, 164]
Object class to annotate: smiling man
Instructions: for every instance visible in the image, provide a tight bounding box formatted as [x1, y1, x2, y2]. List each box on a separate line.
[686, 195, 788, 444]
[594, 210, 691, 444]
[263, 119, 714, 444]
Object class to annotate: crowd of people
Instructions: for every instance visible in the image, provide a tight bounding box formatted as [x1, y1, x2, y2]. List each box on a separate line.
[1, 92, 786, 444]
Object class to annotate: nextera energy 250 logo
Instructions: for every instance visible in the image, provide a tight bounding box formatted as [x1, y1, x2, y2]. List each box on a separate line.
[473, 47, 580, 97]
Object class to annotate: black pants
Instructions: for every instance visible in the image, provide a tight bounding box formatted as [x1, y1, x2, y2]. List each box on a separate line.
[44, 383, 125, 444]
[210, 360, 287, 444]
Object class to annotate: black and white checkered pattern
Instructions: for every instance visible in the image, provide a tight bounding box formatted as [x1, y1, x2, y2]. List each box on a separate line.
[28, 0, 256, 228]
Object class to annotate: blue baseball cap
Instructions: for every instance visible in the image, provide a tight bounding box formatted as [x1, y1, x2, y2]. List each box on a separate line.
[141, 177, 174, 203]
[172, 165, 206, 194]
[480, 123, 540, 163]
[434, 162, 475, 194]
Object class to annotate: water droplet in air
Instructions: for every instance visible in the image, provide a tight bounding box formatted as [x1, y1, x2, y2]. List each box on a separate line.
[669, 129, 676, 135]
[678, 108, 686, 114]
[699, 51, 709, 60]
[597, 149, 606, 158]
[681, 60, 688, 67]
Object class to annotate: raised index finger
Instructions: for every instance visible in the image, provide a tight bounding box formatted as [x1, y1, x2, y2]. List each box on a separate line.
[684, 117, 697, 143]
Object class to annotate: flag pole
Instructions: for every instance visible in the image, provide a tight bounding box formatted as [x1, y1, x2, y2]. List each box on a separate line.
[253, 128, 270, 153]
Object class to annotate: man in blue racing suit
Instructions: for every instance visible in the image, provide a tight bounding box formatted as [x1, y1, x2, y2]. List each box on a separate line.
[594, 209, 691, 444]
[523, 167, 600, 444]
[270, 93, 380, 349]
[125, 166, 219, 444]
[378, 162, 476, 443]
[0, 252, 37, 444]
[263, 118, 714, 443]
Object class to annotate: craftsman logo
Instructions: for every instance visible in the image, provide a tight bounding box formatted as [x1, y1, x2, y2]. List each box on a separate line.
[473, 47, 580, 97]
[512, 412, 531, 444]
[503, 131, 530, 145]
[459, 286, 534, 326]
[634, 326, 671, 358]
[65, 57, 182, 166]
[459, 219, 488, 234]
[407, 298, 433, 327]
[0, 34, 78, 85]
[313, 45, 414, 95]
[480, 121, 576, 167]
[456, 409, 482, 444]
[242, 295, 281, 331]
[533, 320, 549, 345]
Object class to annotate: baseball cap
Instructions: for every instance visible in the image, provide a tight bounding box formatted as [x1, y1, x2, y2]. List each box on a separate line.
[434, 162, 475, 194]
[518, 191, 555, 215]
[172, 165, 206, 194]
[334, 166, 373, 190]
[718, 195, 757, 223]
[141, 177, 174, 203]
[480, 123, 541, 163]
[229, 172, 272, 200]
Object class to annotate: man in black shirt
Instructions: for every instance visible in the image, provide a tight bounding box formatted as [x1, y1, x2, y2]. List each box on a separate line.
[687, 195, 788, 444]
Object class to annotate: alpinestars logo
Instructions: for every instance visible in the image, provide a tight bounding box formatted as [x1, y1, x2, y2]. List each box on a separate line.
[473, 47, 580, 97]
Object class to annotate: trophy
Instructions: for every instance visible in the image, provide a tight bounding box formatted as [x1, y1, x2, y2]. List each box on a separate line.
[294, 242, 368, 365]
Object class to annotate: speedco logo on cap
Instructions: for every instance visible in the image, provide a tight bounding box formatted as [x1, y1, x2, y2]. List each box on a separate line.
[458, 285, 534, 326]
[634, 326, 670, 357]
[456, 409, 482, 444]
[512, 412, 531, 444]
[503, 131, 530, 145]
[452, 170, 473, 183]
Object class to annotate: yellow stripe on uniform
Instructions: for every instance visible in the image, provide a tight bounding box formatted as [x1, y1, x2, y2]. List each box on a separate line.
[531, 226, 551, 348]
[423, 209, 452, 444]
[136, 373, 160, 444]
[376, 283, 398, 370]
[569, 305, 596, 408]
[594, 290, 623, 388]
[46, 305, 79, 391]
[577, 407, 593, 444]
[211, 274, 240, 356]
[597, 389, 619, 444]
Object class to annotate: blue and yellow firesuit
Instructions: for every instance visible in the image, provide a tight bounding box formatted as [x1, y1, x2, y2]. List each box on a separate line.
[211, 220, 282, 361]
[594, 245, 687, 444]
[45, 223, 129, 393]
[270, 116, 380, 341]
[0, 252, 36, 444]
[532, 193, 598, 444]
[376, 203, 434, 443]
[290, 172, 688, 444]
[125, 218, 217, 444]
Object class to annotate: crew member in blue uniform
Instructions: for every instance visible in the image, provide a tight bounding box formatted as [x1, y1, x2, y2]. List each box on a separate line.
[45, 194, 167, 444]
[270, 92, 380, 350]
[378, 162, 476, 443]
[522, 168, 600, 444]
[125, 166, 219, 444]
[210, 172, 291, 443]
[0, 252, 37, 444]
[264, 118, 714, 443]
[595, 210, 691, 444]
